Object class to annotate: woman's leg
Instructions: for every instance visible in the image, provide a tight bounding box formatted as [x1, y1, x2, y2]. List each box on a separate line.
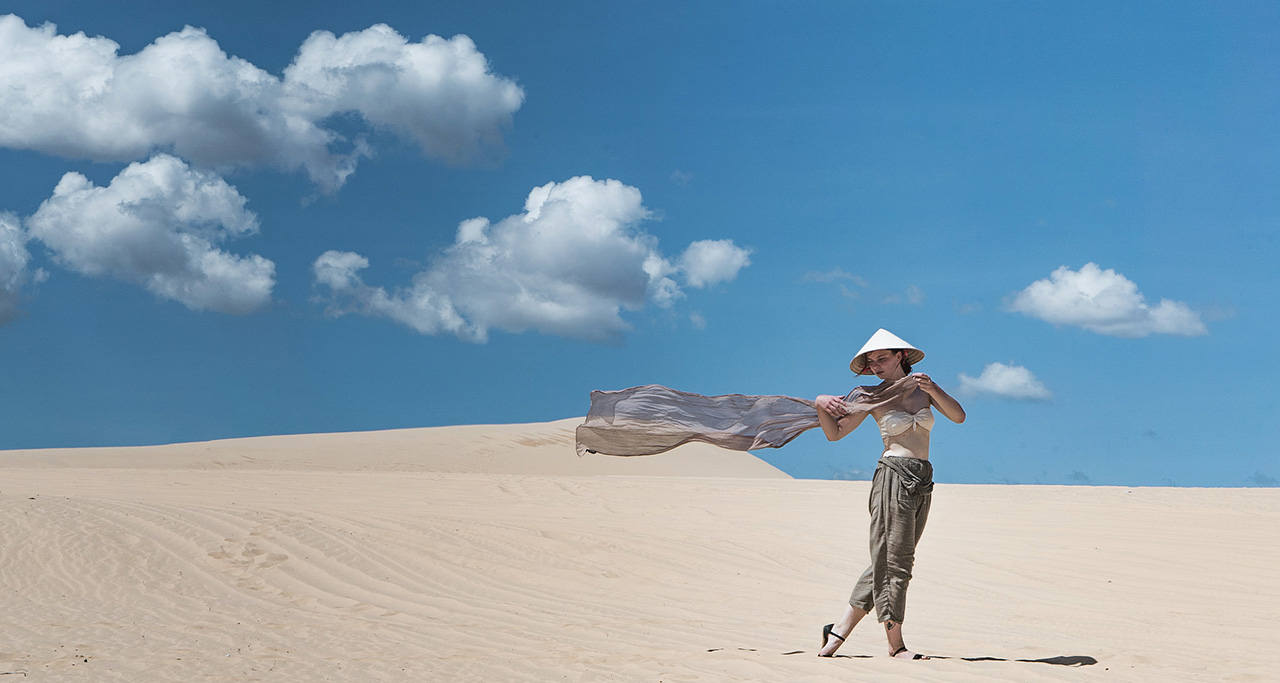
[818, 603, 868, 656]
[870, 459, 932, 656]
[819, 470, 883, 658]
[823, 461, 933, 659]
[884, 620, 926, 659]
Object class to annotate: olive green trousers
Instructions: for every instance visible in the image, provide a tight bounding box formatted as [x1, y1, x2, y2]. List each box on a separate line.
[848, 456, 934, 624]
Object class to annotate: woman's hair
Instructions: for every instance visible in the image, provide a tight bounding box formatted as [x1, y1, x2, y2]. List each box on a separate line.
[895, 349, 913, 375]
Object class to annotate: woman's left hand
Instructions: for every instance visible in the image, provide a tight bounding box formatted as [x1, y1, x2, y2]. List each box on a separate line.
[910, 372, 939, 396]
[911, 372, 967, 424]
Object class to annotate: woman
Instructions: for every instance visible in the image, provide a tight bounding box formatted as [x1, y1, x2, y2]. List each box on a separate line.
[814, 328, 965, 660]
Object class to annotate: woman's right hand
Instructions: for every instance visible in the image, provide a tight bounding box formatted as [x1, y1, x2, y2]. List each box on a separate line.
[816, 394, 849, 419]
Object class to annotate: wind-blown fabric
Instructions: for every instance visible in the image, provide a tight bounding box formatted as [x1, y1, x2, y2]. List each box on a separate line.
[575, 378, 917, 457]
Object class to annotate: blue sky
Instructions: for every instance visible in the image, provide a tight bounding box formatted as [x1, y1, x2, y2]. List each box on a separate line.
[1, 1, 1276, 486]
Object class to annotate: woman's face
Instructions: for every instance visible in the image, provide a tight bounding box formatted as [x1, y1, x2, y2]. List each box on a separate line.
[864, 349, 906, 379]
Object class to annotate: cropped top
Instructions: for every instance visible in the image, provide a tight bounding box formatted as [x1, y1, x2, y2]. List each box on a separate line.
[877, 406, 935, 439]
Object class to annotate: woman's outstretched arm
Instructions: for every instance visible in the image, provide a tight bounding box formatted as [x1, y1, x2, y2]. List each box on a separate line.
[816, 394, 869, 440]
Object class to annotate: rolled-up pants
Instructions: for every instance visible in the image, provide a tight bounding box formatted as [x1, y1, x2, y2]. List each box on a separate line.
[848, 456, 933, 624]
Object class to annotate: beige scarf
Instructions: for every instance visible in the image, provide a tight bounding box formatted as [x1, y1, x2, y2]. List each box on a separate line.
[575, 376, 918, 457]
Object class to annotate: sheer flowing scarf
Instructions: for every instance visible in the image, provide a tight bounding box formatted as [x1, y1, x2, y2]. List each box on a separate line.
[575, 376, 918, 457]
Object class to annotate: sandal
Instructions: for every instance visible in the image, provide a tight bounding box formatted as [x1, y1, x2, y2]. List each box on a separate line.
[819, 623, 846, 656]
[890, 646, 928, 660]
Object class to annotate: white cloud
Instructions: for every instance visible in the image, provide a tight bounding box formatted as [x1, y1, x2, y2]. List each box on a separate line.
[26, 154, 274, 314]
[313, 250, 370, 292]
[0, 15, 523, 191]
[832, 467, 874, 481]
[313, 176, 750, 343]
[282, 25, 524, 167]
[905, 284, 925, 305]
[1006, 263, 1206, 337]
[958, 362, 1052, 401]
[802, 268, 867, 287]
[883, 284, 925, 305]
[802, 269, 922, 305]
[679, 239, 752, 288]
[838, 285, 862, 299]
[0, 212, 34, 325]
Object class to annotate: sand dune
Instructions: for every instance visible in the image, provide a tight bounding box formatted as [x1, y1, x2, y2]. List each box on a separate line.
[0, 418, 788, 477]
[1, 420, 1276, 681]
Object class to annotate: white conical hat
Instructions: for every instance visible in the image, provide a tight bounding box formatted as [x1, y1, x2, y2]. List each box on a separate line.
[849, 328, 925, 374]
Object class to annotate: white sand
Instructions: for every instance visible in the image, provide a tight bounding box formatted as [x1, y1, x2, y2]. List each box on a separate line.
[1, 419, 1275, 681]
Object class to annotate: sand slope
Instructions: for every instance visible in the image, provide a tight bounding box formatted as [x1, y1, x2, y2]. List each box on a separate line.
[0, 418, 788, 477]
[1, 420, 1276, 681]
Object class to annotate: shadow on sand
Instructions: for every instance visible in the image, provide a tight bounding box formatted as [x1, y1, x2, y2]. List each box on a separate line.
[772, 651, 1097, 666]
[932, 655, 1098, 666]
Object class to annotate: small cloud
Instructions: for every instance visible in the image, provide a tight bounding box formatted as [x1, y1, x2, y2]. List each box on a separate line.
[1006, 263, 1206, 337]
[958, 362, 1052, 401]
[884, 285, 925, 305]
[680, 239, 752, 288]
[953, 300, 982, 314]
[804, 269, 920, 306]
[689, 311, 706, 330]
[832, 467, 873, 481]
[670, 170, 694, 187]
[838, 284, 862, 299]
[1246, 472, 1278, 487]
[802, 268, 866, 286]
[1142, 429, 1159, 439]
[649, 274, 684, 309]
[1066, 470, 1091, 484]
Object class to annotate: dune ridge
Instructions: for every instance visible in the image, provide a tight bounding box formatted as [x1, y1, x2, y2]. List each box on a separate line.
[0, 417, 789, 477]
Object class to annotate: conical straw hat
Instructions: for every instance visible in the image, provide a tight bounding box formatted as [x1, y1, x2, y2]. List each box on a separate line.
[849, 328, 925, 374]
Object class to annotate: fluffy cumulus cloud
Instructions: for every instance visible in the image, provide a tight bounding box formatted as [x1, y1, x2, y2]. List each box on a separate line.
[958, 362, 1052, 401]
[1006, 263, 1206, 337]
[0, 15, 523, 191]
[26, 154, 274, 313]
[313, 176, 751, 343]
[282, 25, 523, 167]
[0, 212, 34, 325]
[680, 239, 752, 288]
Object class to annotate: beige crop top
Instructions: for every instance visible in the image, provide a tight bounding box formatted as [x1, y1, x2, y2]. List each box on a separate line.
[877, 406, 935, 439]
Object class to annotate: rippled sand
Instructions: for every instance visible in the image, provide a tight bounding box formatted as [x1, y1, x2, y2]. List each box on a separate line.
[1, 419, 1275, 681]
